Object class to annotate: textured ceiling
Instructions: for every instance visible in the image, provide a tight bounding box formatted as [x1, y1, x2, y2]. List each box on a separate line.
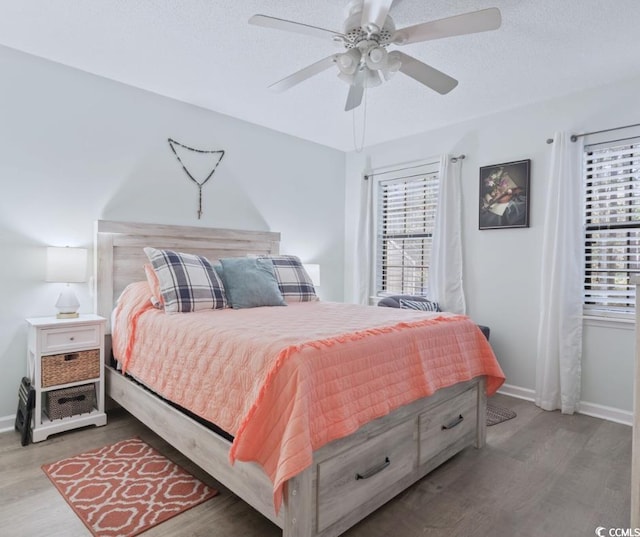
[1, 0, 639, 151]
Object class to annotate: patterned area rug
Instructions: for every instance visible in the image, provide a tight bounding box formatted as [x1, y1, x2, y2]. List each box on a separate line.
[487, 404, 517, 426]
[42, 437, 217, 537]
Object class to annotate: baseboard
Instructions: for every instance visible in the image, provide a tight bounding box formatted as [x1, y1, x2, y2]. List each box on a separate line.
[578, 401, 632, 427]
[1, 386, 630, 432]
[497, 383, 535, 401]
[497, 383, 632, 426]
[0, 414, 15, 434]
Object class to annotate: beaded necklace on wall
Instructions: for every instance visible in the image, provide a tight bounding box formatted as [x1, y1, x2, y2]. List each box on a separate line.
[168, 138, 225, 219]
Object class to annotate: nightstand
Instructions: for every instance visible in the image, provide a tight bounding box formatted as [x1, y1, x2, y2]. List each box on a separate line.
[26, 314, 107, 442]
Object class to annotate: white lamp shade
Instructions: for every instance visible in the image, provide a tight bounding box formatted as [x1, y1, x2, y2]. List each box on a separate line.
[303, 263, 321, 287]
[46, 247, 88, 283]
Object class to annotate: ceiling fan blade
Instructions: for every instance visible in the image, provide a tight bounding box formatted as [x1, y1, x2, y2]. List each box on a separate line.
[269, 55, 337, 92]
[345, 70, 366, 111]
[345, 85, 365, 112]
[360, 0, 395, 31]
[395, 52, 458, 94]
[249, 14, 345, 40]
[393, 7, 501, 45]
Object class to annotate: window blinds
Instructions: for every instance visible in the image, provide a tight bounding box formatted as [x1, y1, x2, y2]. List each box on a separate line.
[375, 167, 440, 296]
[584, 138, 640, 317]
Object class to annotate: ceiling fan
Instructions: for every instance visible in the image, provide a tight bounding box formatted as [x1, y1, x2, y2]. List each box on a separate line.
[249, 1, 501, 111]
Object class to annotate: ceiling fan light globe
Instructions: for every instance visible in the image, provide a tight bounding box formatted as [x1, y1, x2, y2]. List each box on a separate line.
[364, 68, 382, 88]
[337, 49, 361, 75]
[337, 71, 356, 85]
[369, 47, 385, 63]
[356, 39, 377, 52]
[386, 51, 402, 71]
[337, 54, 355, 73]
[365, 46, 387, 70]
[382, 68, 397, 81]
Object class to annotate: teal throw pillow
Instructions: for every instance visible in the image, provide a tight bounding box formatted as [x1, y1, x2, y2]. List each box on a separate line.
[219, 257, 286, 309]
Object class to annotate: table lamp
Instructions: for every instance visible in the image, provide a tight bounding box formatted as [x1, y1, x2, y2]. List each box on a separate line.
[46, 246, 88, 318]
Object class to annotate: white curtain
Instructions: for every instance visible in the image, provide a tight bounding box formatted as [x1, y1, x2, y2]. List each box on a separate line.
[535, 132, 584, 414]
[430, 154, 466, 314]
[354, 175, 373, 305]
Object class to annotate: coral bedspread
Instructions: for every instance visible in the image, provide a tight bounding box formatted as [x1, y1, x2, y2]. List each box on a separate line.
[112, 282, 504, 511]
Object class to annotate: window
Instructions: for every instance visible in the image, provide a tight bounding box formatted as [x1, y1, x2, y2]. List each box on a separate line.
[374, 162, 440, 296]
[584, 138, 640, 318]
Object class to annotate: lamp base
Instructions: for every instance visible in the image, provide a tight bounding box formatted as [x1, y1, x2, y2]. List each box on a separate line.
[55, 286, 81, 319]
[56, 312, 80, 319]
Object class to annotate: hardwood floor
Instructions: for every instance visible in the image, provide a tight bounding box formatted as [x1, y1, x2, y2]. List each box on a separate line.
[0, 394, 631, 537]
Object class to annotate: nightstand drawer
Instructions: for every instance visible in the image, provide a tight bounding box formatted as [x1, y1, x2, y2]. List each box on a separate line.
[40, 325, 100, 354]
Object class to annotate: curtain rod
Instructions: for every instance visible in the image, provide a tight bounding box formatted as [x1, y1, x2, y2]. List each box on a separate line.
[364, 161, 436, 180]
[364, 154, 465, 179]
[546, 121, 640, 144]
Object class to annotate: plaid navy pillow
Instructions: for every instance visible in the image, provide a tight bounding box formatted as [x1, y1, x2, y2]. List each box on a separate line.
[399, 298, 441, 312]
[144, 247, 227, 313]
[261, 255, 318, 302]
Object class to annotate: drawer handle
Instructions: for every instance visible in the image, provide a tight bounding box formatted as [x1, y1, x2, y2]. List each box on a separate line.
[64, 353, 79, 362]
[355, 457, 391, 480]
[58, 394, 86, 404]
[442, 414, 464, 430]
[69, 337, 75, 341]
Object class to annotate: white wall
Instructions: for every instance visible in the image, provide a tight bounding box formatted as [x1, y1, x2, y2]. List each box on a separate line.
[0, 45, 345, 423]
[345, 75, 640, 418]
[2, 42, 636, 429]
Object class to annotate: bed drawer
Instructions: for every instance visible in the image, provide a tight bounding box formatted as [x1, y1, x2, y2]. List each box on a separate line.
[316, 418, 417, 532]
[418, 386, 477, 466]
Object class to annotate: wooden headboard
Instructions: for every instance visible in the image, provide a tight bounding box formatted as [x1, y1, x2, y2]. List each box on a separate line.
[94, 220, 280, 331]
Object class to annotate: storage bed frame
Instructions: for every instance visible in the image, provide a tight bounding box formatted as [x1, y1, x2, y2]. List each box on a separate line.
[95, 219, 487, 537]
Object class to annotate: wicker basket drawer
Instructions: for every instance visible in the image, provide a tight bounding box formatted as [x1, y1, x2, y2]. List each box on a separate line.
[41, 349, 100, 387]
[44, 384, 97, 420]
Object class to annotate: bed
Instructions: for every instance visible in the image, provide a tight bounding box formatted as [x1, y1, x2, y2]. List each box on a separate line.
[95, 219, 504, 537]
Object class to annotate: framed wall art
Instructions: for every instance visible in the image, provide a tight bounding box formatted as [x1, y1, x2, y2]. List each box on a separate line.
[479, 159, 530, 230]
